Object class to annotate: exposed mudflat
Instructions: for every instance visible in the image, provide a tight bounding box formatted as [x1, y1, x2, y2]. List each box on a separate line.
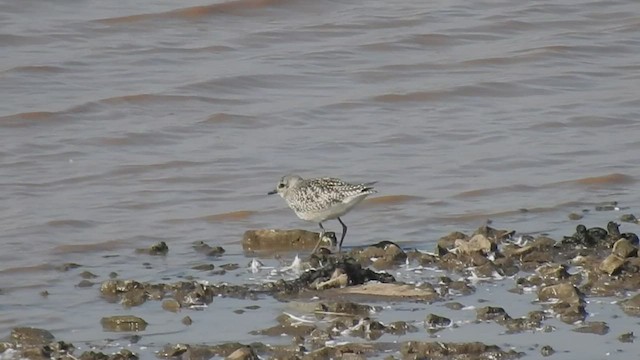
[2, 211, 639, 359]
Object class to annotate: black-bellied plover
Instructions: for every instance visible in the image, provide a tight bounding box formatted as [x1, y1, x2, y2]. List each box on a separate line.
[268, 175, 376, 253]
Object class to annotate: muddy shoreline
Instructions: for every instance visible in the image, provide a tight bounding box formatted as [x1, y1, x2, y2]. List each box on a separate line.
[2, 214, 639, 359]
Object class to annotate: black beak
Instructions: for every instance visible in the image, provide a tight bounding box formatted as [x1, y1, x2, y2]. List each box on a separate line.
[267, 190, 277, 195]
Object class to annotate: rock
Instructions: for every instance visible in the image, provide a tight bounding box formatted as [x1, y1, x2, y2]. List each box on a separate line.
[620, 213, 638, 223]
[540, 345, 555, 357]
[386, 321, 419, 335]
[242, 229, 329, 252]
[10, 327, 54, 346]
[80, 271, 99, 279]
[77, 279, 94, 288]
[351, 241, 407, 269]
[537, 264, 569, 281]
[191, 264, 215, 271]
[599, 254, 626, 275]
[476, 306, 509, 322]
[226, 346, 258, 360]
[538, 283, 582, 304]
[135, 241, 168, 255]
[612, 239, 637, 258]
[573, 321, 609, 335]
[617, 332, 635, 343]
[620, 293, 640, 317]
[162, 299, 181, 312]
[315, 302, 375, 317]
[454, 234, 496, 255]
[400, 341, 508, 358]
[100, 316, 148, 332]
[316, 268, 349, 290]
[568, 212, 583, 220]
[425, 313, 451, 329]
[436, 231, 469, 254]
[473, 225, 514, 242]
[327, 283, 437, 301]
[182, 316, 193, 326]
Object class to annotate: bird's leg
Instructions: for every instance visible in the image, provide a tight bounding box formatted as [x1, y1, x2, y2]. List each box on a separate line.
[337, 217, 347, 253]
[312, 222, 326, 253]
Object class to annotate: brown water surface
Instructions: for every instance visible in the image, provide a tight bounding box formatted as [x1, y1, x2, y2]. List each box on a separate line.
[1, 0, 639, 358]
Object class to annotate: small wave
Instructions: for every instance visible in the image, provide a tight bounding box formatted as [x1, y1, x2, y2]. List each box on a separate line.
[96, 0, 289, 24]
[364, 195, 421, 206]
[46, 220, 97, 228]
[203, 210, 257, 222]
[550, 173, 635, 187]
[51, 239, 127, 254]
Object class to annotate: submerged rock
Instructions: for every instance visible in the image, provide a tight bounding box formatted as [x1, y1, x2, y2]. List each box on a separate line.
[242, 229, 334, 252]
[100, 315, 148, 332]
[135, 241, 168, 255]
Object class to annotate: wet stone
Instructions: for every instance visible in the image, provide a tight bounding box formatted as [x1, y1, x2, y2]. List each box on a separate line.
[568, 212, 583, 220]
[77, 279, 94, 288]
[617, 332, 635, 343]
[386, 321, 419, 335]
[573, 321, 609, 335]
[135, 241, 168, 255]
[226, 345, 258, 360]
[476, 306, 509, 322]
[612, 238, 637, 258]
[540, 345, 555, 357]
[599, 254, 626, 275]
[350, 241, 407, 269]
[80, 271, 99, 279]
[315, 301, 375, 317]
[220, 263, 240, 271]
[191, 264, 215, 271]
[620, 213, 638, 223]
[242, 229, 325, 252]
[100, 315, 148, 332]
[158, 344, 190, 358]
[162, 299, 181, 312]
[620, 293, 640, 317]
[11, 327, 55, 346]
[425, 313, 451, 329]
[538, 283, 583, 304]
[400, 341, 512, 359]
[57, 263, 82, 272]
[444, 302, 464, 310]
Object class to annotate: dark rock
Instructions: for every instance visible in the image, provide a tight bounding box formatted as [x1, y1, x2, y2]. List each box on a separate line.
[620, 293, 640, 317]
[573, 321, 609, 335]
[191, 264, 215, 271]
[476, 306, 509, 322]
[425, 313, 451, 329]
[226, 345, 258, 360]
[135, 241, 168, 255]
[620, 214, 638, 223]
[617, 332, 635, 343]
[80, 271, 99, 279]
[11, 327, 55, 346]
[540, 345, 555, 357]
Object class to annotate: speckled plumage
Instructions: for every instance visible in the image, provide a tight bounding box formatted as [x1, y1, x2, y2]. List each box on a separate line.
[268, 174, 376, 252]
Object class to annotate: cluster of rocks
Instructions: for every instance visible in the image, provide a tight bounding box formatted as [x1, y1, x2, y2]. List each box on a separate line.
[2, 218, 639, 359]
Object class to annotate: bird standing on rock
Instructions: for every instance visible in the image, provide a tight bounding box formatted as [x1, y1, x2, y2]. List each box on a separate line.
[268, 175, 377, 253]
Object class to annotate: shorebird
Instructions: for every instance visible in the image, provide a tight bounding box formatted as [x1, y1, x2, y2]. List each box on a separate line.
[268, 175, 376, 253]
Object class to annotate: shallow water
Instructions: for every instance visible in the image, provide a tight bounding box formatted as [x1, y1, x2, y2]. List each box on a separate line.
[1, 0, 640, 358]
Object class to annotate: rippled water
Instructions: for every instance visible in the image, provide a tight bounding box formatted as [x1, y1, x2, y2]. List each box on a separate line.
[2, 0, 640, 358]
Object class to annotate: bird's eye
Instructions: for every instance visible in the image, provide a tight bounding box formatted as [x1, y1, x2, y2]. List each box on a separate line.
[278, 183, 285, 189]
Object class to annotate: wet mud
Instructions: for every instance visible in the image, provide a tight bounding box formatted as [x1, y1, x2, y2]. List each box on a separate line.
[2, 219, 639, 359]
